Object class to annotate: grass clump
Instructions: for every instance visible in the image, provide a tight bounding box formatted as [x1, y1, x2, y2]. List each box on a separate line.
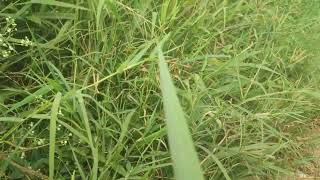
[1, 0, 320, 179]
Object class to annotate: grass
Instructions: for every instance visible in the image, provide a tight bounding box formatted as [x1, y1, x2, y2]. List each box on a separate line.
[158, 44, 204, 180]
[1, 0, 320, 179]
[49, 92, 61, 180]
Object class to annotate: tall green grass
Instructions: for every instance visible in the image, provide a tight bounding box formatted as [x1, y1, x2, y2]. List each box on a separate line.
[158, 45, 204, 180]
[0, 0, 320, 179]
[49, 92, 61, 180]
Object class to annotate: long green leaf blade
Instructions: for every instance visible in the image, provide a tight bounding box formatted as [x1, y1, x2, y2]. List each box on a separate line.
[76, 91, 98, 180]
[49, 92, 62, 180]
[158, 47, 204, 180]
[27, 0, 88, 10]
[4, 85, 51, 115]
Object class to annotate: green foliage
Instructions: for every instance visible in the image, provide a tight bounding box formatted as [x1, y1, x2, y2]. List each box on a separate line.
[49, 92, 61, 180]
[158, 45, 204, 180]
[0, 0, 320, 179]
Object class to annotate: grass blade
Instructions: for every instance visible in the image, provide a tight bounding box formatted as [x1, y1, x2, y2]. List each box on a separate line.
[26, 0, 88, 10]
[4, 85, 51, 115]
[0, 117, 24, 122]
[71, 147, 86, 180]
[76, 91, 98, 180]
[49, 92, 62, 180]
[198, 145, 232, 180]
[158, 47, 204, 180]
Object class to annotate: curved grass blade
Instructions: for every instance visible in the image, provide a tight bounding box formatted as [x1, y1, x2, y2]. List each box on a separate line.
[198, 145, 232, 180]
[158, 47, 204, 180]
[4, 85, 51, 115]
[25, 0, 88, 10]
[76, 91, 98, 180]
[49, 92, 62, 180]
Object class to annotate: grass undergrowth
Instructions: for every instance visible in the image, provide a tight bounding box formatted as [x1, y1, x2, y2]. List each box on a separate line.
[1, 0, 320, 179]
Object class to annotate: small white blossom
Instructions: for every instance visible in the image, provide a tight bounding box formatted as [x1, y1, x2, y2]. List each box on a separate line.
[2, 50, 9, 58]
[19, 37, 33, 46]
[37, 139, 44, 145]
[61, 140, 67, 145]
[20, 152, 25, 159]
[57, 124, 62, 131]
[0, 17, 28, 58]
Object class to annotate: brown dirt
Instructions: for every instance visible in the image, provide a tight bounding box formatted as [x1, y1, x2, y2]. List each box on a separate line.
[288, 118, 320, 180]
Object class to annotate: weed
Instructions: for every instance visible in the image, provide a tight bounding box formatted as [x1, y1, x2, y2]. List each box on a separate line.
[0, 0, 320, 179]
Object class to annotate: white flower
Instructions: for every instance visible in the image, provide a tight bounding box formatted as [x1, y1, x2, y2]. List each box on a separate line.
[61, 140, 67, 145]
[37, 139, 44, 145]
[57, 124, 62, 131]
[2, 50, 9, 58]
[20, 152, 25, 159]
[20, 36, 33, 46]
[58, 109, 63, 115]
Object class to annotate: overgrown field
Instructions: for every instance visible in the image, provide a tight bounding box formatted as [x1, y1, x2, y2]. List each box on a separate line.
[1, 0, 320, 179]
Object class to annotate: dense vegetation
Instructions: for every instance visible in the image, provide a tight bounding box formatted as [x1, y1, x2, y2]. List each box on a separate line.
[1, 0, 320, 179]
